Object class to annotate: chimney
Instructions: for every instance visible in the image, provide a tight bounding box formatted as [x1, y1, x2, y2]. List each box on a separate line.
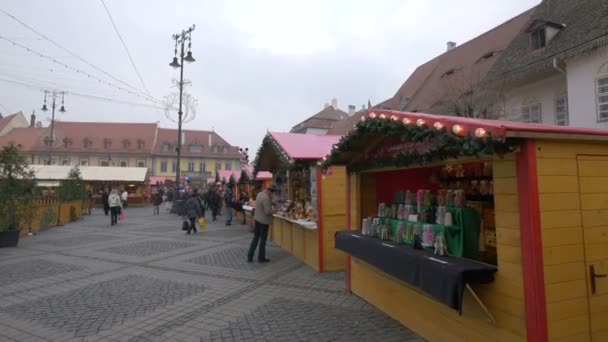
[323, 102, 330, 109]
[208, 133, 212, 147]
[36, 121, 42, 128]
[331, 98, 338, 109]
[181, 132, 186, 145]
[30, 110, 36, 128]
[348, 105, 356, 116]
[447, 41, 457, 51]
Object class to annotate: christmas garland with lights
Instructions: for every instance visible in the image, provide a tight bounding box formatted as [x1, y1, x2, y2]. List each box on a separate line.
[252, 134, 292, 176]
[322, 116, 520, 172]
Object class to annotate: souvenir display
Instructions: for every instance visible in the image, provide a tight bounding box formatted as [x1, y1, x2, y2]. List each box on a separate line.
[444, 212, 453, 227]
[394, 222, 405, 244]
[361, 218, 371, 235]
[380, 224, 390, 241]
[412, 226, 423, 249]
[422, 224, 435, 248]
[434, 232, 448, 256]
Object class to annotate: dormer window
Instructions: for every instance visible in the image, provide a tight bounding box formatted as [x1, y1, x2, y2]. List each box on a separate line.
[399, 95, 409, 110]
[222, 146, 229, 153]
[188, 144, 203, 152]
[83, 138, 92, 149]
[122, 139, 131, 149]
[477, 51, 496, 63]
[441, 68, 456, 78]
[103, 138, 112, 149]
[531, 28, 546, 50]
[161, 143, 170, 152]
[212, 145, 219, 153]
[62, 137, 72, 148]
[137, 139, 145, 150]
[527, 19, 565, 51]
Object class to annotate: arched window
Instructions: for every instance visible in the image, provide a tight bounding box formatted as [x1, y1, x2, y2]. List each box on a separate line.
[137, 139, 145, 150]
[122, 139, 131, 149]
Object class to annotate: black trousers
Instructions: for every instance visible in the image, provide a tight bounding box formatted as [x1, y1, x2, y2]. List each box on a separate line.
[187, 217, 197, 234]
[110, 207, 119, 225]
[248, 221, 269, 261]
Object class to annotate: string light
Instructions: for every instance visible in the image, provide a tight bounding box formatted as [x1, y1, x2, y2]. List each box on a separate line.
[416, 119, 426, 127]
[452, 124, 464, 135]
[379, 113, 386, 119]
[390, 115, 398, 121]
[433, 122, 444, 130]
[369, 112, 377, 119]
[475, 128, 487, 137]
[402, 118, 411, 125]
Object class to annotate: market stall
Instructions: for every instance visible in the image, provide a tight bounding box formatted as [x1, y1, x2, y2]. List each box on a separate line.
[323, 110, 608, 342]
[254, 132, 347, 272]
[31, 165, 149, 207]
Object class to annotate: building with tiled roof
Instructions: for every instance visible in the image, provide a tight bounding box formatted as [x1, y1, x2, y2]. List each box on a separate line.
[0, 119, 241, 181]
[0, 111, 28, 137]
[290, 99, 352, 135]
[390, 7, 535, 118]
[487, 0, 608, 129]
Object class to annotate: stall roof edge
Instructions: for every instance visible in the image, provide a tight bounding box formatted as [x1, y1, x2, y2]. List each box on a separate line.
[268, 132, 341, 160]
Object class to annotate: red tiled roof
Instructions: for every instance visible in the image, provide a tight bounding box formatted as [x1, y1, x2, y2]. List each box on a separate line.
[290, 106, 349, 133]
[34, 121, 159, 155]
[392, 7, 535, 114]
[0, 127, 47, 150]
[270, 132, 340, 160]
[154, 128, 240, 158]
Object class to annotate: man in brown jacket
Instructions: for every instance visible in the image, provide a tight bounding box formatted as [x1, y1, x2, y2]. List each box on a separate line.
[247, 184, 277, 262]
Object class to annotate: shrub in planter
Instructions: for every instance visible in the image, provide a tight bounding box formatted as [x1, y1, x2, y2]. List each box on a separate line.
[0, 144, 35, 247]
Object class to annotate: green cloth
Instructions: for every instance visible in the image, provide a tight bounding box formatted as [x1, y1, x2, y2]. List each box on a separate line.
[384, 207, 481, 258]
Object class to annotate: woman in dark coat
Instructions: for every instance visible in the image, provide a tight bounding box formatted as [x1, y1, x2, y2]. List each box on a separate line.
[185, 192, 202, 234]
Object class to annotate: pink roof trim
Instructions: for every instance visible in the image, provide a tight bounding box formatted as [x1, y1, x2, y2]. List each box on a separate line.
[269, 132, 341, 160]
[255, 171, 273, 180]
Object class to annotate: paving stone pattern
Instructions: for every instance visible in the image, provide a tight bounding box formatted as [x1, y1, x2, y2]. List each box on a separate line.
[5, 275, 206, 338]
[186, 246, 289, 271]
[100, 240, 197, 257]
[207, 298, 419, 342]
[0, 259, 84, 286]
[0, 207, 423, 341]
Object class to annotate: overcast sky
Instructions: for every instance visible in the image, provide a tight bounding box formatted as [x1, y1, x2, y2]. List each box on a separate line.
[0, 0, 539, 154]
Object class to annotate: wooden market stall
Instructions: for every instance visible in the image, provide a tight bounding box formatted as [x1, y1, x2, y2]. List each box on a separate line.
[31, 165, 149, 207]
[254, 132, 347, 272]
[324, 110, 608, 342]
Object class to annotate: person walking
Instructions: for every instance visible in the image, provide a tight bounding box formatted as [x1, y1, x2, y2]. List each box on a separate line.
[184, 192, 202, 234]
[121, 189, 129, 209]
[152, 192, 162, 215]
[224, 187, 233, 226]
[247, 184, 277, 263]
[102, 189, 110, 216]
[193, 189, 205, 218]
[207, 187, 220, 221]
[108, 189, 122, 226]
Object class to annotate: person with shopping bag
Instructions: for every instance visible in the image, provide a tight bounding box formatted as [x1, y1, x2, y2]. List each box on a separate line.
[184, 192, 202, 234]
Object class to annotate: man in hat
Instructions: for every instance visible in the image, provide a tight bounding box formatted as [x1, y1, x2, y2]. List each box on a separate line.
[247, 184, 278, 262]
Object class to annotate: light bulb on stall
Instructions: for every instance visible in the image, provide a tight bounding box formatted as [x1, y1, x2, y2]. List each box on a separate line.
[475, 128, 487, 138]
[416, 119, 426, 127]
[433, 122, 444, 130]
[402, 118, 411, 125]
[379, 113, 386, 119]
[452, 124, 464, 135]
[369, 112, 377, 119]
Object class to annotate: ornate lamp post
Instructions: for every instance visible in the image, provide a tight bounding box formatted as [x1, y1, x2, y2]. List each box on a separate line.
[41, 90, 66, 165]
[169, 25, 195, 201]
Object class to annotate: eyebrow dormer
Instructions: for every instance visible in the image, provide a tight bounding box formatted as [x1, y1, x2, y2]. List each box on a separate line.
[526, 19, 566, 50]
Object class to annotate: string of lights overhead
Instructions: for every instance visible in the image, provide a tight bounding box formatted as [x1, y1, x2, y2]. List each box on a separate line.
[0, 35, 164, 106]
[0, 8, 153, 99]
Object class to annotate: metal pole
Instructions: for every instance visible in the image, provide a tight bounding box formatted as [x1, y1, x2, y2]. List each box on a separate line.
[49, 93, 56, 165]
[174, 37, 185, 201]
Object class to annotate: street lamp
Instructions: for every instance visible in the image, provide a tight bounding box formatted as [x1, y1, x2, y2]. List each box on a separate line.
[41, 90, 66, 165]
[169, 25, 195, 202]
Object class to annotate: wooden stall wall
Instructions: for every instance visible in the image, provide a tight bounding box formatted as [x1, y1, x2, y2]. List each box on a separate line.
[350, 156, 527, 342]
[320, 166, 347, 271]
[536, 140, 608, 342]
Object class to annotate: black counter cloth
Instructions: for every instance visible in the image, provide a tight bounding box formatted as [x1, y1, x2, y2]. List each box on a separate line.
[335, 231, 497, 311]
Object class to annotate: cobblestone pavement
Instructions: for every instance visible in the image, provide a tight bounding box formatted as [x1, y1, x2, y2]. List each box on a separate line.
[0, 206, 423, 342]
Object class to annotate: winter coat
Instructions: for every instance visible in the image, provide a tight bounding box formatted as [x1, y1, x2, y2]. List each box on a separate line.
[185, 196, 202, 218]
[152, 193, 163, 206]
[109, 193, 122, 208]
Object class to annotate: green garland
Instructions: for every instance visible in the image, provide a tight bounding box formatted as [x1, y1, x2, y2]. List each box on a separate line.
[323, 117, 520, 172]
[252, 134, 291, 176]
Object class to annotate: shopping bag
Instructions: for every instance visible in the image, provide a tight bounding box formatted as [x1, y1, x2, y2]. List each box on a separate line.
[118, 212, 125, 221]
[198, 217, 206, 229]
[181, 220, 189, 231]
